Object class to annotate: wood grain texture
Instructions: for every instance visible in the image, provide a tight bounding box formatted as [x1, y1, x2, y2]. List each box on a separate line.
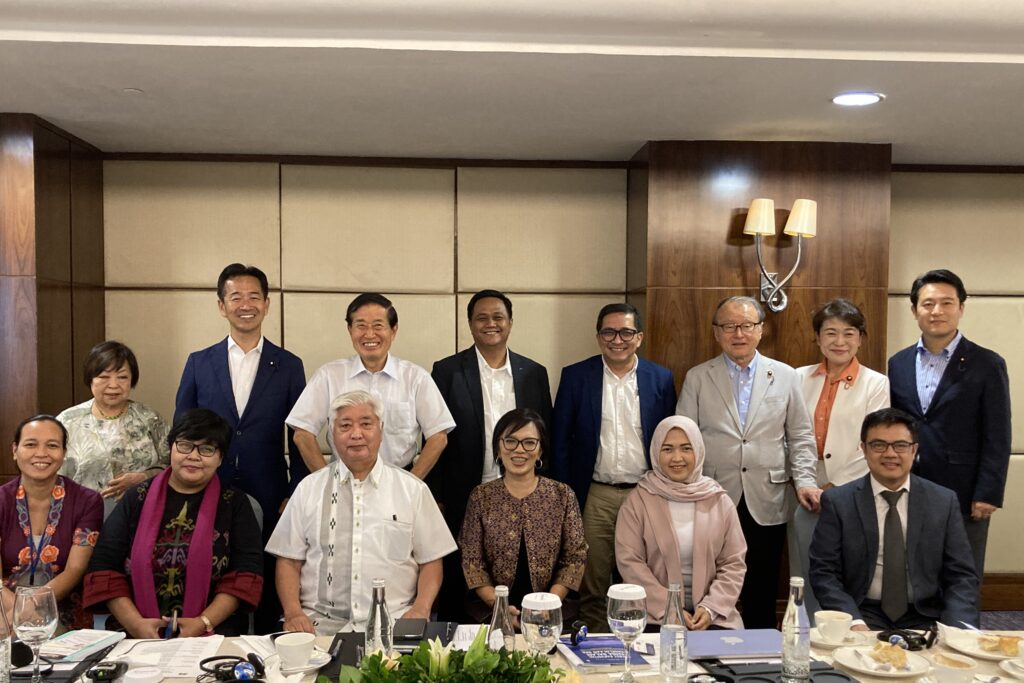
[0, 115, 37, 277]
[0, 276, 38, 479]
[36, 278, 74, 415]
[70, 144, 104, 286]
[71, 285, 106, 404]
[33, 125, 71, 283]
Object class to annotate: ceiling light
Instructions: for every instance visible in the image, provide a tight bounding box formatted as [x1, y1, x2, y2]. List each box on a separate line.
[832, 92, 884, 106]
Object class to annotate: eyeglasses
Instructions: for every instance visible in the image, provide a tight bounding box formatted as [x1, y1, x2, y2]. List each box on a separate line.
[713, 321, 762, 334]
[598, 328, 639, 342]
[865, 440, 916, 454]
[174, 440, 219, 457]
[501, 437, 540, 452]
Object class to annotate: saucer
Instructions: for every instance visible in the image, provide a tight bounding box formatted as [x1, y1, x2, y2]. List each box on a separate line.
[267, 648, 332, 674]
[1000, 658, 1024, 680]
[811, 627, 866, 649]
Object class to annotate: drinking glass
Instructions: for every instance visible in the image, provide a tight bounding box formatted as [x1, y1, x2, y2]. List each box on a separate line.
[13, 586, 58, 683]
[607, 583, 647, 683]
[520, 592, 562, 656]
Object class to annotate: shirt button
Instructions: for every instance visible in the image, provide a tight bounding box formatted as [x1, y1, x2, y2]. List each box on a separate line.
[236, 430, 242, 436]
[825, 453, 832, 459]
[741, 467, 748, 472]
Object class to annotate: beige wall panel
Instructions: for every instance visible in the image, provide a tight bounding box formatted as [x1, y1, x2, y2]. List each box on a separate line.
[104, 161, 280, 287]
[887, 294, 1024, 453]
[280, 166, 454, 292]
[985, 454, 1024, 573]
[456, 293, 626, 394]
[457, 168, 627, 292]
[890, 172, 1024, 294]
[105, 290, 283, 426]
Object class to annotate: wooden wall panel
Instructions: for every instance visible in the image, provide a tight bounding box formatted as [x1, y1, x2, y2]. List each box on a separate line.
[33, 126, 71, 283]
[71, 285, 106, 404]
[0, 115, 36, 277]
[70, 146, 104, 286]
[36, 279, 74, 414]
[0, 276, 37, 477]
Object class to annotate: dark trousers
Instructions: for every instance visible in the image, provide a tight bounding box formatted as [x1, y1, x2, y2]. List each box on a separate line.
[436, 549, 470, 623]
[962, 514, 989, 582]
[859, 599, 935, 631]
[737, 496, 787, 629]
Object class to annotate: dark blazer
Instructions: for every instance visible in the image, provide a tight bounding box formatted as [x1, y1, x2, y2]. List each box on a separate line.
[551, 355, 677, 507]
[809, 473, 978, 627]
[888, 336, 1011, 514]
[175, 337, 307, 525]
[427, 346, 552, 534]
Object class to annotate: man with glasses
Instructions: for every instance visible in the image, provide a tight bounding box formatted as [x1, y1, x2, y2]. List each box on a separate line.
[677, 295, 819, 628]
[887, 269, 1011, 583]
[809, 408, 977, 630]
[552, 302, 676, 627]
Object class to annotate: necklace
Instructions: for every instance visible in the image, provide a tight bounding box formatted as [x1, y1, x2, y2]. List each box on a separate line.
[94, 402, 128, 420]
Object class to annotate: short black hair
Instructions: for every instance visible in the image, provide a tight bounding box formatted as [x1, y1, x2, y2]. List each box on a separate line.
[860, 408, 919, 444]
[346, 293, 398, 328]
[910, 269, 967, 307]
[812, 298, 867, 336]
[168, 408, 232, 454]
[467, 289, 513, 321]
[83, 341, 140, 388]
[596, 303, 642, 333]
[492, 408, 549, 470]
[217, 263, 269, 300]
[13, 414, 68, 449]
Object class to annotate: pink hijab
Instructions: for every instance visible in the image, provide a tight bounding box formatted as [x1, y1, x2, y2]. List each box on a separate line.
[638, 415, 725, 503]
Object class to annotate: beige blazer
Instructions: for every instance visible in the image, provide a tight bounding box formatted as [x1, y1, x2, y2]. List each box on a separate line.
[615, 486, 747, 628]
[795, 363, 890, 487]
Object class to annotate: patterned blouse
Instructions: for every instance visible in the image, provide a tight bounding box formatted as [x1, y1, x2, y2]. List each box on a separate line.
[57, 400, 171, 495]
[460, 476, 587, 594]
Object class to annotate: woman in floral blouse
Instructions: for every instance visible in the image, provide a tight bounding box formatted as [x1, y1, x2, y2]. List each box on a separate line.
[459, 408, 587, 623]
[1, 415, 104, 632]
[57, 341, 170, 514]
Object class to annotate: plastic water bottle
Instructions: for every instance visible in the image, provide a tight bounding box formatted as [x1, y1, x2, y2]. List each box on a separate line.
[365, 578, 393, 654]
[781, 576, 811, 683]
[659, 583, 687, 681]
[487, 585, 516, 651]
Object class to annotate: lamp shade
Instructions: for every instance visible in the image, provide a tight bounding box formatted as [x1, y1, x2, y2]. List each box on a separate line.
[783, 199, 817, 238]
[743, 198, 776, 236]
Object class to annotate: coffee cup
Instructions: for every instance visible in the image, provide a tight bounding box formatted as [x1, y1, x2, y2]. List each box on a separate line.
[930, 652, 977, 683]
[276, 632, 316, 670]
[814, 610, 852, 643]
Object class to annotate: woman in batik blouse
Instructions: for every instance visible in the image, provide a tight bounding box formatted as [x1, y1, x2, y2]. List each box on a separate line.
[459, 408, 587, 623]
[1, 415, 104, 632]
[84, 409, 262, 638]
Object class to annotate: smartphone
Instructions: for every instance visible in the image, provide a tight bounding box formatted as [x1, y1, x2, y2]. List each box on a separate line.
[393, 618, 427, 641]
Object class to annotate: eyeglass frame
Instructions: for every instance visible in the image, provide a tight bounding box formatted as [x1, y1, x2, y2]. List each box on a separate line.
[173, 440, 220, 457]
[597, 327, 640, 342]
[500, 436, 541, 453]
[864, 439, 917, 455]
[712, 321, 763, 334]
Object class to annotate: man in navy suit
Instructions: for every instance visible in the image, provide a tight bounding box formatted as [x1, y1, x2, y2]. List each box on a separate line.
[175, 264, 307, 631]
[810, 408, 978, 630]
[429, 290, 552, 620]
[887, 269, 1011, 581]
[552, 302, 676, 626]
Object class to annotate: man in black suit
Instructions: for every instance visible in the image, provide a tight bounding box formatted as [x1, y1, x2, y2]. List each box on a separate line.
[428, 289, 552, 620]
[887, 269, 1011, 580]
[809, 408, 978, 630]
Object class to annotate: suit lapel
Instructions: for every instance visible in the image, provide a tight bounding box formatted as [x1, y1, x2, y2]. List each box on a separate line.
[588, 358, 604, 434]
[461, 348, 485, 430]
[709, 357, 742, 432]
[510, 351, 531, 408]
[927, 337, 968, 413]
[214, 339, 240, 422]
[904, 475, 926, 563]
[894, 347, 925, 415]
[242, 338, 277, 422]
[854, 476, 880, 588]
[743, 356, 772, 432]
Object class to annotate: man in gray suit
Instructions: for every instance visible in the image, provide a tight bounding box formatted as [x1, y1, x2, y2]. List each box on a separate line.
[678, 296, 820, 628]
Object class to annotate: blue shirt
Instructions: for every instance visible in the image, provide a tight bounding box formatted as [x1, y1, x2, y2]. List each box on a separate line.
[915, 332, 962, 413]
[724, 352, 759, 428]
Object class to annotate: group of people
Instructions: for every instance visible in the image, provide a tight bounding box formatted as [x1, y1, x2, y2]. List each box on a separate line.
[3, 264, 1009, 638]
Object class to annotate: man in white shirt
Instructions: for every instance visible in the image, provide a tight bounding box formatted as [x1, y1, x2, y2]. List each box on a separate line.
[286, 292, 456, 477]
[268, 389, 457, 635]
[810, 408, 978, 630]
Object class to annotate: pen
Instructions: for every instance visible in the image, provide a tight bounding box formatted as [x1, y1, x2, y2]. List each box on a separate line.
[165, 609, 178, 639]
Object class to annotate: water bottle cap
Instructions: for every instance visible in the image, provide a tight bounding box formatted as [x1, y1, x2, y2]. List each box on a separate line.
[521, 592, 562, 610]
[372, 578, 386, 588]
[494, 585, 509, 597]
[789, 577, 805, 587]
[607, 583, 646, 601]
[667, 583, 681, 591]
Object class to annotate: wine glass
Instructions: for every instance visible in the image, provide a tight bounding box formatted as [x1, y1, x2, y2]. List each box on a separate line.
[607, 583, 647, 683]
[13, 586, 58, 683]
[520, 592, 562, 657]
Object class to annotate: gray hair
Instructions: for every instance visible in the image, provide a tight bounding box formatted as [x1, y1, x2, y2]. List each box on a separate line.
[330, 390, 384, 424]
[714, 295, 765, 324]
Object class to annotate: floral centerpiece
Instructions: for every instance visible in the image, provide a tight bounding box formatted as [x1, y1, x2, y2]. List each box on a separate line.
[319, 625, 580, 683]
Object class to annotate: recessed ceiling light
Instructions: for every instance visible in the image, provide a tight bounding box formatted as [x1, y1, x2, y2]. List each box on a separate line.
[832, 92, 884, 106]
[121, 87, 145, 95]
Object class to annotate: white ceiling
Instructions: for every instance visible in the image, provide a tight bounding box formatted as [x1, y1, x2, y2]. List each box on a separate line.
[3, 0, 1024, 163]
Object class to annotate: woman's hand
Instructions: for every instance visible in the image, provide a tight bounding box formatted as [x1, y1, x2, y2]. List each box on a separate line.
[509, 605, 521, 629]
[176, 617, 209, 638]
[129, 616, 169, 639]
[102, 471, 148, 499]
[684, 607, 712, 630]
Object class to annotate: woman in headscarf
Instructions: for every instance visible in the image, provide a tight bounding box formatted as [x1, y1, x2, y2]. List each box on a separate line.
[615, 415, 746, 629]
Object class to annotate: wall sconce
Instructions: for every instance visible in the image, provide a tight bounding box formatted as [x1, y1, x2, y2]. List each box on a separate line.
[743, 198, 817, 313]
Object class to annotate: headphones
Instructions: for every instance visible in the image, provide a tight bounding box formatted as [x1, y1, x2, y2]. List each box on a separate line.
[877, 626, 937, 651]
[198, 654, 266, 682]
[569, 620, 588, 646]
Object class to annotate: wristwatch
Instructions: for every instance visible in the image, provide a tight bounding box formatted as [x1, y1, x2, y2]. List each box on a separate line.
[200, 615, 214, 634]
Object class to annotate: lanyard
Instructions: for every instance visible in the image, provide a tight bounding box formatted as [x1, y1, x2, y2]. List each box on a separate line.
[15, 476, 66, 584]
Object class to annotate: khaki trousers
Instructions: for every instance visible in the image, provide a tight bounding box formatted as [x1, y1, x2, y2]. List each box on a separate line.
[579, 481, 634, 628]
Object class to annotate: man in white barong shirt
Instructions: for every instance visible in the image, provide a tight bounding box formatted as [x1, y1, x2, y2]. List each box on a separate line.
[267, 389, 457, 634]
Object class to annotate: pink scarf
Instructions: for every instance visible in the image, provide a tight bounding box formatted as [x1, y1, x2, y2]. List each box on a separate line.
[638, 415, 725, 503]
[129, 468, 220, 618]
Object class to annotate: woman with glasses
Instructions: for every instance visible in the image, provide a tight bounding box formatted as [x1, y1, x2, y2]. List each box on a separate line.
[83, 409, 263, 637]
[459, 408, 587, 623]
[792, 298, 890, 619]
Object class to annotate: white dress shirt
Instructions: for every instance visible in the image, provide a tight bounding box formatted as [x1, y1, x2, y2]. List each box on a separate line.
[266, 456, 457, 634]
[866, 475, 911, 601]
[593, 357, 647, 484]
[227, 335, 264, 417]
[476, 347, 515, 483]
[286, 354, 456, 467]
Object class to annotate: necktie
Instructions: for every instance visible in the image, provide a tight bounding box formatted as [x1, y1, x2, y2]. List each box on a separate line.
[880, 489, 908, 623]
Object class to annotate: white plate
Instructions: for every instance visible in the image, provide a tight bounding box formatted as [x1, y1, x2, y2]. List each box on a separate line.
[833, 646, 930, 678]
[810, 627, 868, 650]
[999, 658, 1024, 680]
[266, 648, 332, 675]
[945, 634, 1022, 661]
